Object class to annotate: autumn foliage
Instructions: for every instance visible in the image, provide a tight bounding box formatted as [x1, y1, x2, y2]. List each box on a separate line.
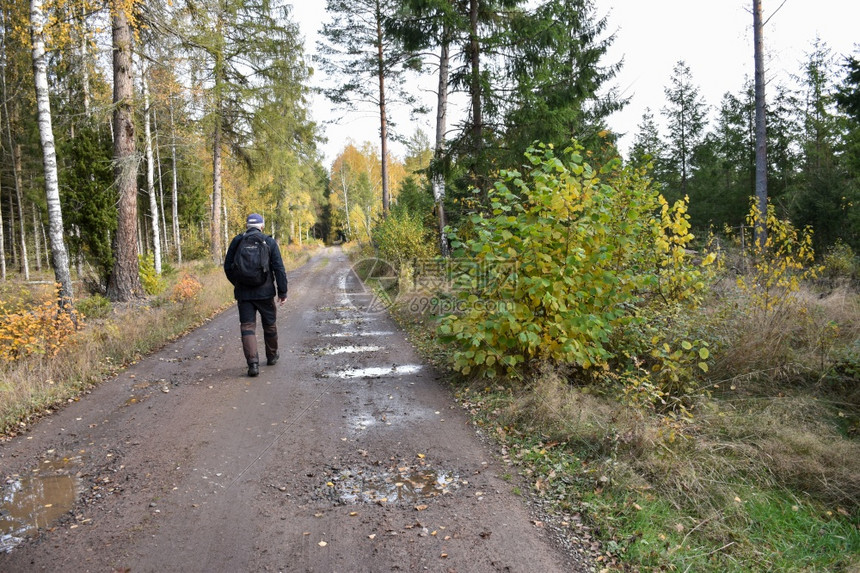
[438, 143, 715, 393]
[170, 273, 203, 303]
[0, 287, 82, 362]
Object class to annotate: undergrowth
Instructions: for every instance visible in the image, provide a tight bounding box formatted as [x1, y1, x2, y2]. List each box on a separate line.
[386, 195, 860, 571]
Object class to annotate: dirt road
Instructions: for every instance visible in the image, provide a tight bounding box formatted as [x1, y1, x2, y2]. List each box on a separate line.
[1, 247, 587, 572]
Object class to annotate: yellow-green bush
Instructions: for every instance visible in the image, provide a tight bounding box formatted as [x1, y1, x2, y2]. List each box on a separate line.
[438, 143, 714, 392]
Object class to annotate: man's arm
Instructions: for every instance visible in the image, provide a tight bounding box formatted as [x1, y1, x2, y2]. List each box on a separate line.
[268, 237, 288, 299]
[223, 234, 241, 285]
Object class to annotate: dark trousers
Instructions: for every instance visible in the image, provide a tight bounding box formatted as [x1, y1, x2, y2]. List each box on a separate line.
[237, 298, 278, 365]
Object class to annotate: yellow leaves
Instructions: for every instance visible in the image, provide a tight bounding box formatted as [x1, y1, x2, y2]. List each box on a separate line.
[0, 286, 82, 363]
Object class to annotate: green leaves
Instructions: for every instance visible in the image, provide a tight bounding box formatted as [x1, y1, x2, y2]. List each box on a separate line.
[438, 142, 710, 381]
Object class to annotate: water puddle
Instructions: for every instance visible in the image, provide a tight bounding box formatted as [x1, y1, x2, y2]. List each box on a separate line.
[333, 364, 422, 379]
[328, 467, 460, 504]
[316, 305, 353, 312]
[324, 331, 394, 338]
[1, 457, 81, 553]
[319, 318, 364, 325]
[318, 345, 382, 355]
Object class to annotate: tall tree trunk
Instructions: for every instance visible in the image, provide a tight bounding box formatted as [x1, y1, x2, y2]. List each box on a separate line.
[32, 206, 41, 272]
[222, 195, 228, 252]
[434, 32, 450, 257]
[30, 0, 73, 304]
[339, 171, 352, 239]
[13, 144, 29, 279]
[211, 112, 223, 262]
[170, 101, 182, 264]
[468, 0, 484, 196]
[107, 4, 142, 301]
[0, 157, 5, 281]
[210, 17, 224, 264]
[1, 69, 28, 279]
[142, 70, 162, 274]
[375, 0, 390, 214]
[753, 0, 768, 248]
[153, 111, 169, 258]
[41, 215, 50, 269]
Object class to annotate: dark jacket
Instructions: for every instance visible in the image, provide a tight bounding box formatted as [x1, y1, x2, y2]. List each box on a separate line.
[223, 228, 288, 301]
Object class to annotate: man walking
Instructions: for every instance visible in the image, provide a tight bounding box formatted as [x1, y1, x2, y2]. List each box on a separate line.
[224, 213, 288, 377]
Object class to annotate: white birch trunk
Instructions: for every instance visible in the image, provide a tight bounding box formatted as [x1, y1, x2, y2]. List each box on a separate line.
[153, 111, 169, 257]
[32, 206, 41, 272]
[434, 34, 450, 257]
[339, 170, 352, 239]
[222, 195, 228, 251]
[13, 145, 29, 280]
[170, 102, 182, 264]
[30, 0, 73, 303]
[143, 71, 161, 274]
[0, 166, 5, 281]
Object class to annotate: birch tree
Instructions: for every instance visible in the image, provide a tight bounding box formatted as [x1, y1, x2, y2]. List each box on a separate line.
[30, 0, 73, 304]
[142, 68, 162, 274]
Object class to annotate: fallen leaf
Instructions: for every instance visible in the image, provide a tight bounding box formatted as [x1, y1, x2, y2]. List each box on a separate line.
[417, 453, 425, 459]
[415, 504, 428, 511]
[349, 512, 358, 517]
[440, 553, 448, 558]
[318, 541, 327, 547]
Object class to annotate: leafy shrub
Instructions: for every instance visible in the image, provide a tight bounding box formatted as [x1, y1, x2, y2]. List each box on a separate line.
[76, 294, 112, 319]
[170, 273, 203, 303]
[0, 286, 82, 362]
[138, 253, 166, 295]
[821, 239, 857, 280]
[438, 143, 714, 385]
[372, 210, 436, 281]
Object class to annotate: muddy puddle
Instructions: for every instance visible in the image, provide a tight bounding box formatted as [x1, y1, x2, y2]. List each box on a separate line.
[319, 318, 368, 326]
[333, 365, 423, 379]
[324, 331, 394, 338]
[1, 457, 82, 552]
[327, 467, 461, 505]
[317, 345, 383, 355]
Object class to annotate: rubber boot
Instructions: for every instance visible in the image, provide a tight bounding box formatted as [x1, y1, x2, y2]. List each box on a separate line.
[264, 325, 278, 365]
[241, 322, 259, 376]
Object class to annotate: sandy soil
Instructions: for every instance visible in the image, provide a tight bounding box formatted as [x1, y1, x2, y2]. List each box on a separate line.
[0, 247, 591, 572]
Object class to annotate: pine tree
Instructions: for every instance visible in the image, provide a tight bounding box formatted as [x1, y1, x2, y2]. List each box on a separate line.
[661, 61, 708, 202]
[318, 0, 423, 215]
[503, 0, 624, 161]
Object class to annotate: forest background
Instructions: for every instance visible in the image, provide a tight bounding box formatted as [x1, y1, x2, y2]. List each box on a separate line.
[1, 0, 858, 570]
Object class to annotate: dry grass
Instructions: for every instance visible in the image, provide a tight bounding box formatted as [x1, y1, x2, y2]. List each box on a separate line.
[0, 262, 234, 436]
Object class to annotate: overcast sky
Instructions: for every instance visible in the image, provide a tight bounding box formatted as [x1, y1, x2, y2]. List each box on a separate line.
[290, 0, 859, 166]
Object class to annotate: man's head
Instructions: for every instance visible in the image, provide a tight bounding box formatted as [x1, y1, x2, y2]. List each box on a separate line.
[246, 213, 264, 230]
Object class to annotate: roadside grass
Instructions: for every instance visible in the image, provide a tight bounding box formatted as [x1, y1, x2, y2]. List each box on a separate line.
[0, 246, 316, 438]
[390, 277, 860, 572]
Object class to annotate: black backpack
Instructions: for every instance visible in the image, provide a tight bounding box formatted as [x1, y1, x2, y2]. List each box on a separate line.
[231, 232, 271, 286]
